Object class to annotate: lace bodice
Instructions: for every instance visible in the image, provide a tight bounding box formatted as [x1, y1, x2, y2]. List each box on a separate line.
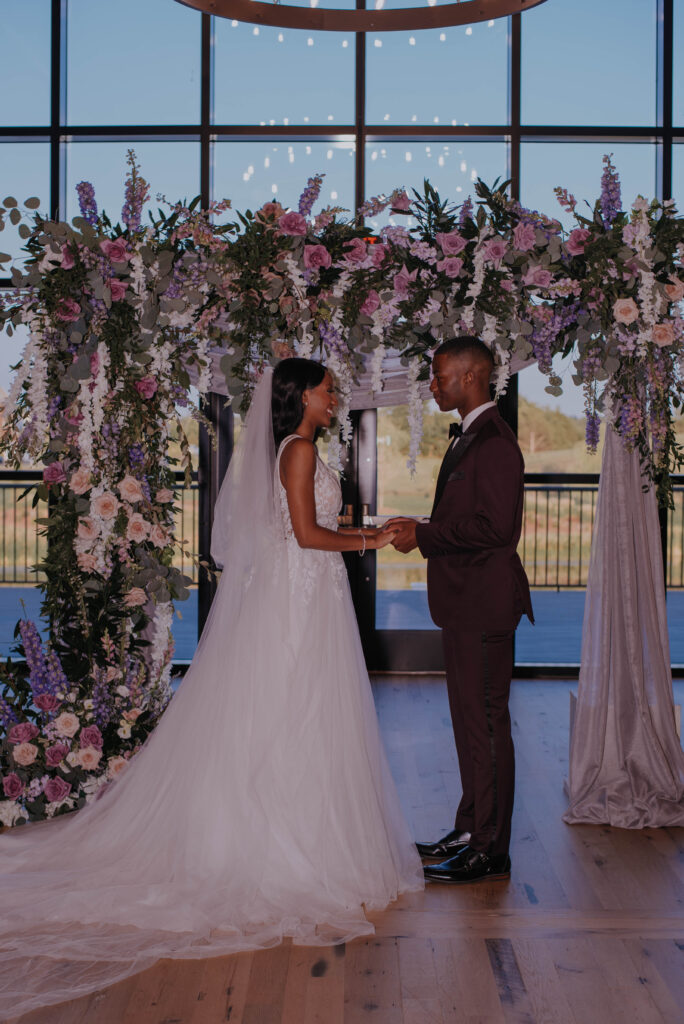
[275, 435, 346, 597]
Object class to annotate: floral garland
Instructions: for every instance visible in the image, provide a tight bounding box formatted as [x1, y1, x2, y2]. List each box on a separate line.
[1, 154, 684, 825]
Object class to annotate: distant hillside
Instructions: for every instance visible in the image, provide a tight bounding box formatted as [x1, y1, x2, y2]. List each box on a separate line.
[517, 398, 585, 455]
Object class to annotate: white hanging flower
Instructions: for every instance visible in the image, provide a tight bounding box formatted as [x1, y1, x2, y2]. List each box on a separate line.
[370, 345, 385, 395]
[406, 357, 424, 477]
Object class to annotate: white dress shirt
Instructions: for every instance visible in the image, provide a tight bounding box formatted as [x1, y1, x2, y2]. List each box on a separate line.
[451, 401, 496, 448]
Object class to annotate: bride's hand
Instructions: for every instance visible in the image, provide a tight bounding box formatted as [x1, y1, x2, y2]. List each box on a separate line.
[366, 527, 398, 550]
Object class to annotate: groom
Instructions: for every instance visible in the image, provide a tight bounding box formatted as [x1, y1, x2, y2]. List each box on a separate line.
[388, 336, 533, 884]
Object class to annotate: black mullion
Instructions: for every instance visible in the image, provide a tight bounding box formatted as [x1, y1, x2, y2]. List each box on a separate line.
[50, 0, 66, 220]
[657, 0, 673, 200]
[200, 11, 212, 206]
[355, 0, 366, 215]
[509, 13, 521, 200]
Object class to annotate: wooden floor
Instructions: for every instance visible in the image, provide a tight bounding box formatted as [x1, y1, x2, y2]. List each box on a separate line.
[13, 678, 684, 1024]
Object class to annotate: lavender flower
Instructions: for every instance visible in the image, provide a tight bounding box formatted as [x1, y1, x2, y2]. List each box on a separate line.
[76, 181, 98, 226]
[458, 196, 473, 230]
[19, 620, 50, 696]
[585, 413, 601, 452]
[121, 149, 150, 233]
[48, 396, 61, 420]
[298, 174, 324, 218]
[318, 319, 345, 355]
[128, 443, 146, 469]
[0, 691, 18, 730]
[91, 666, 112, 729]
[599, 153, 622, 230]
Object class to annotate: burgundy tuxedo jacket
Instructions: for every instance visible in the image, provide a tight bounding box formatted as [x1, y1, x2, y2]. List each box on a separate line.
[415, 406, 534, 632]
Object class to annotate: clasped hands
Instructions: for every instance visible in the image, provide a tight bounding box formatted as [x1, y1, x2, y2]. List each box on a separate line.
[383, 517, 419, 554]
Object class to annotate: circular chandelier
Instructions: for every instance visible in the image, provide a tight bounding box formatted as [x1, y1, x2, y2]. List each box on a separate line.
[176, 0, 547, 33]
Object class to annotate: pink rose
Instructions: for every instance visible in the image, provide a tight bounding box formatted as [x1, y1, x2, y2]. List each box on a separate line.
[43, 777, 72, 804]
[100, 238, 129, 263]
[53, 711, 80, 738]
[126, 513, 149, 544]
[652, 322, 675, 348]
[135, 377, 158, 399]
[45, 742, 70, 767]
[43, 461, 66, 486]
[109, 279, 128, 302]
[371, 243, 388, 267]
[80, 724, 103, 749]
[437, 257, 464, 279]
[8, 722, 39, 745]
[483, 238, 507, 266]
[77, 516, 99, 542]
[92, 491, 119, 520]
[436, 231, 467, 256]
[107, 755, 128, 779]
[500, 279, 515, 292]
[35, 693, 61, 713]
[391, 190, 411, 212]
[613, 297, 639, 325]
[118, 475, 144, 504]
[303, 244, 332, 270]
[124, 587, 148, 608]
[155, 489, 174, 503]
[77, 745, 102, 770]
[665, 278, 684, 302]
[343, 238, 368, 264]
[13, 742, 38, 767]
[523, 265, 552, 289]
[278, 211, 308, 236]
[256, 201, 285, 222]
[2, 772, 23, 800]
[512, 222, 536, 252]
[149, 523, 169, 548]
[393, 264, 418, 298]
[70, 468, 92, 494]
[55, 298, 81, 322]
[77, 551, 98, 573]
[60, 244, 75, 270]
[566, 228, 591, 257]
[361, 290, 381, 316]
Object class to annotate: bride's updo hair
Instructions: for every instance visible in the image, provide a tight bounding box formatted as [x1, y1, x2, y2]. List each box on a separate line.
[272, 357, 326, 448]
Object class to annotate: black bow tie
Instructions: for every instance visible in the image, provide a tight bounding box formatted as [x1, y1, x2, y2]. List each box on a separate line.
[448, 422, 463, 440]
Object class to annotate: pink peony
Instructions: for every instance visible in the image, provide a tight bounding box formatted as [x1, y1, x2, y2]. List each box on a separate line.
[436, 231, 467, 256]
[45, 742, 70, 767]
[77, 745, 102, 770]
[303, 244, 332, 270]
[109, 278, 128, 302]
[43, 777, 72, 804]
[100, 238, 129, 263]
[92, 491, 119, 520]
[13, 742, 38, 767]
[70, 467, 92, 494]
[77, 516, 99, 542]
[8, 722, 39, 745]
[437, 257, 464, 279]
[512, 222, 536, 252]
[55, 298, 81, 322]
[149, 523, 169, 548]
[118, 475, 144, 503]
[665, 278, 684, 302]
[43, 462, 66, 486]
[35, 693, 61, 713]
[278, 211, 308, 236]
[652, 322, 675, 348]
[613, 297, 639, 325]
[565, 228, 591, 256]
[371, 243, 388, 267]
[361, 290, 381, 316]
[483, 238, 508, 265]
[391, 190, 411, 212]
[155, 489, 174, 503]
[60, 244, 75, 270]
[126, 513, 149, 544]
[53, 711, 80, 738]
[523, 265, 552, 289]
[135, 377, 158, 400]
[343, 238, 368, 264]
[80, 724, 103, 749]
[2, 772, 23, 800]
[124, 587, 148, 608]
[393, 264, 418, 298]
[77, 551, 98, 573]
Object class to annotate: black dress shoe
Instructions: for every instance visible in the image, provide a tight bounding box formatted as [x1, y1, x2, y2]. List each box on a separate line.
[416, 829, 471, 859]
[423, 845, 511, 884]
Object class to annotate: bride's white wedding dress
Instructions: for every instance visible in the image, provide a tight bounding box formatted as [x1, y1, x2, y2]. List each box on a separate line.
[0, 371, 423, 1019]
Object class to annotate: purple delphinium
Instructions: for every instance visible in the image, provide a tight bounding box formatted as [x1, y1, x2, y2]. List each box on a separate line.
[76, 181, 98, 226]
[128, 443, 145, 470]
[91, 666, 112, 729]
[44, 649, 68, 696]
[530, 301, 580, 376]
[458, 196, 474, 230]
[298, 174, 324, 218]
[0, 691, 18, 730]
[121, 149, 150, 233]
[585, 413, 601, 452]
[18, 620, 50, 695]
[599, 153, 622, 230]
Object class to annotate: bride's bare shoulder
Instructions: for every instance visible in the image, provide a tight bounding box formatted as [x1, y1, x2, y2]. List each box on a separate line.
[279, 436, 316, 483]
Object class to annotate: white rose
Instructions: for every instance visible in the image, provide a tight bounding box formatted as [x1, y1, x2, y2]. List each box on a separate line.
[54, 712, 80, 738]
[0, 800, 28, 828]
[77, 746, 102, 771]
[117, 721, 132, 739]
[66, 751, 81, 767]
[107, 756, 128, 779]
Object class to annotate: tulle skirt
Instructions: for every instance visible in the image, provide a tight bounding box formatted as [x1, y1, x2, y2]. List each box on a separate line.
[0, 551, 423, 1018]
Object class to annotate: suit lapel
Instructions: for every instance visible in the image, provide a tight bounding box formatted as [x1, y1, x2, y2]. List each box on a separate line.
[431, 407, 500, 516]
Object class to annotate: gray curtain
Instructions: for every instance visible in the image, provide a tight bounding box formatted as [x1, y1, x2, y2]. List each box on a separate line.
[564, 425, 684, 827]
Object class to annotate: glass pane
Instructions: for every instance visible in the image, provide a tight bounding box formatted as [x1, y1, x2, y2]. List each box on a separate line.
[522, 0, 656, 127]
[675, 3, 684, 126]
[366, 18, 508, 126]
[214, 13, 354, 125]
[1, 0, 51, 126]
[64, 141, 200, 224]
[520, 141, 656, 232]
[213, 140, 355, 213]
[375, 401, 452, 631]
[66, 0, 201, 125]
[0, 142, 50, 267]
[673, 142, 684, 210]
[364, 140, 507, 231]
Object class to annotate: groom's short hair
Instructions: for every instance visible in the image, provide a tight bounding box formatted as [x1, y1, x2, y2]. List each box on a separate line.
[434, 336, 494, 368]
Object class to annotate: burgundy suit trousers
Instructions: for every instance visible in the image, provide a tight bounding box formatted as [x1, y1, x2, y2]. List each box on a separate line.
[442, 624, 516, 859]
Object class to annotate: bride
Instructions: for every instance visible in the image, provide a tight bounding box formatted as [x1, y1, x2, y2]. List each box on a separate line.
[0, 357, 423, 1018]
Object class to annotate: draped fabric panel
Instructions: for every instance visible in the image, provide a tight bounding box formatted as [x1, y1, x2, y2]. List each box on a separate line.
[563, 426, 684, 827]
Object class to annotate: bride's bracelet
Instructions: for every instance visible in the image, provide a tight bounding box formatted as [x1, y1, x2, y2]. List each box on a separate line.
[358, 529, 366, 557]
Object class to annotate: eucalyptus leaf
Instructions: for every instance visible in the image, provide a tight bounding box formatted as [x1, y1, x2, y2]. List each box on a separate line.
[0, 252, 11, 263]
[9, 209, 21, 226]
[18, 224, 31, 239]
[23, 197, 40, 210]
[2, 197, 17, 208]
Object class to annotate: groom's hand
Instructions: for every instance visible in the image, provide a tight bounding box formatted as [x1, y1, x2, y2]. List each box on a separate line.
[385, 517, 418, 553]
